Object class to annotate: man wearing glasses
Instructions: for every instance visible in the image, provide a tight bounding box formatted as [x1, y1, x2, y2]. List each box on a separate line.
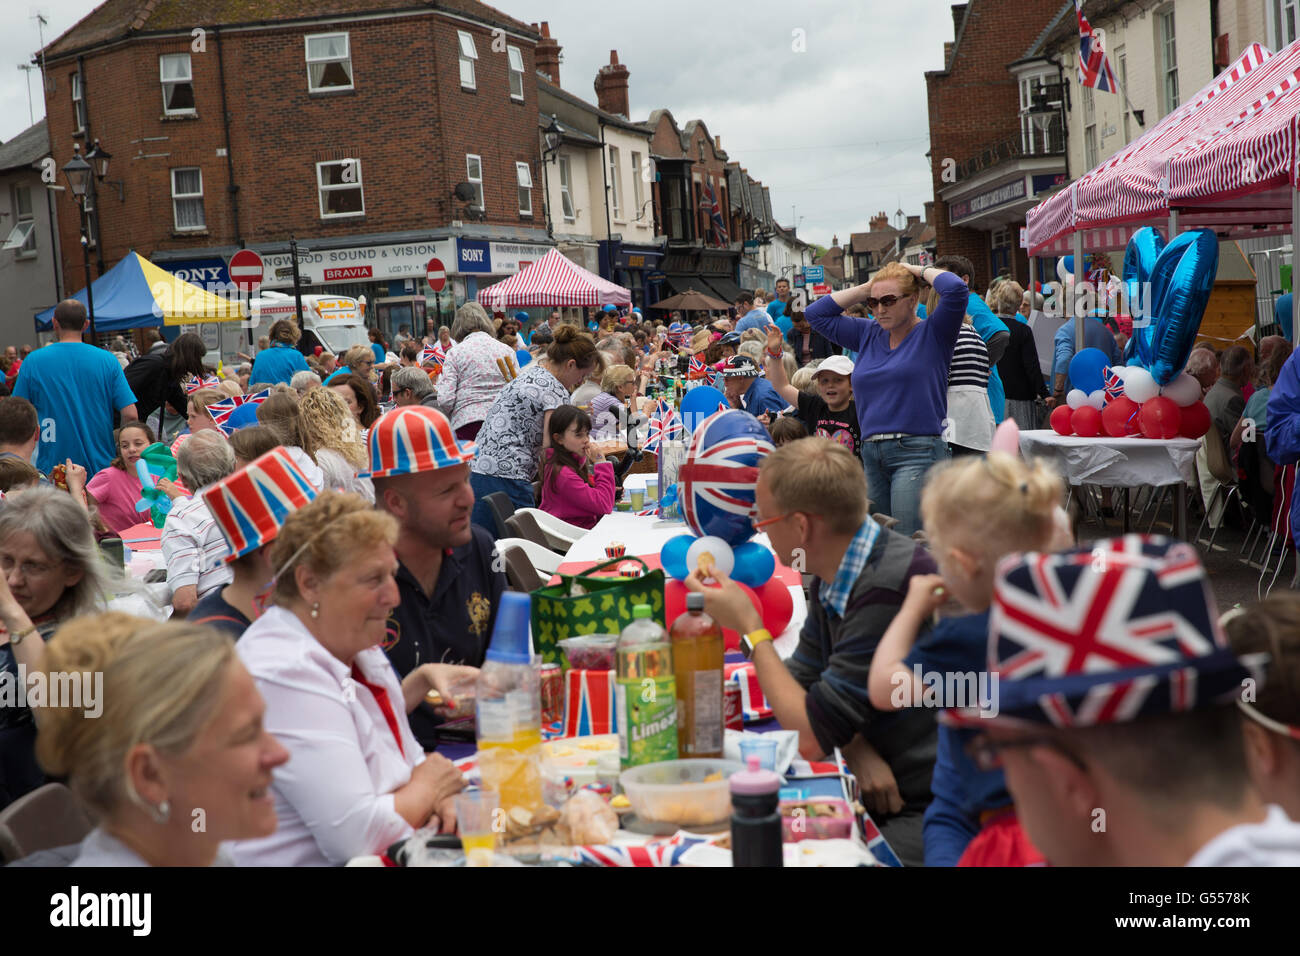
[952, 538, 1300, 866]
[390, 366, 439, 409]
[684, 437, 938, 865]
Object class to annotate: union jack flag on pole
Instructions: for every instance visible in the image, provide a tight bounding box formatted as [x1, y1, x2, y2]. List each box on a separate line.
[644, 399, 683, 454]
[1075, 1, 1118, 93]
[205, 389, 271, 437]
[420, 343, 445, 369]
[703, 182, 729, 247]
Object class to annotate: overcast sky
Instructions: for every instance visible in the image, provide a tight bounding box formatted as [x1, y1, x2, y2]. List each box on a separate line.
[0, 0, 956, 248]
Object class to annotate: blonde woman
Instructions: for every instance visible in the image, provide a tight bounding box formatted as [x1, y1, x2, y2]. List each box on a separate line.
[35, 613, 289, 866]
[590, 365, 637, 440]
[298, 388, 374, 503]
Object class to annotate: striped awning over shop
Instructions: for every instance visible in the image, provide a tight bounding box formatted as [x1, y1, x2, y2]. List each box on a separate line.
[478, 249, 632, 308]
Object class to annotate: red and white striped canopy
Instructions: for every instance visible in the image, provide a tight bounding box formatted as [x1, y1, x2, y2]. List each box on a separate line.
[478, 249, 632, 309]
[1025, 41, 1300, 256]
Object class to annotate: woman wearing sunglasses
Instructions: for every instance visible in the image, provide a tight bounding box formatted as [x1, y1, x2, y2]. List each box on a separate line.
[804, 261, 967, 535]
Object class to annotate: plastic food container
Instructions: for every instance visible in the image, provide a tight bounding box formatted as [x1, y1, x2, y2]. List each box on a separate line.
[558, 635, 619, 671]
[779, 798, 855, 843]
[619, 758, 745, 827]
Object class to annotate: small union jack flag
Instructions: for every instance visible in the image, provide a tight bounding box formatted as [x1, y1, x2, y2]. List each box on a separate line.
[205, 389, 271, 437]
[184, 375, 221, 395]
[688, 354, 707, 377]
[1075, 1, 1118, 93]
[420, 343, 445, 369]
[644, 399, 683, 454]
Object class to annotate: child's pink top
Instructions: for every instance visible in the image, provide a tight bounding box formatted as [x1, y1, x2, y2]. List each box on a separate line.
[88, 465, 144, 534]
[538, 450, 615, 530]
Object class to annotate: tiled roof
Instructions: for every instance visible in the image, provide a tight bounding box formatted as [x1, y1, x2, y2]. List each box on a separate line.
[0, 119, 49, 173]
[43, 0, 538, 60]
[538, 77, 651, 136]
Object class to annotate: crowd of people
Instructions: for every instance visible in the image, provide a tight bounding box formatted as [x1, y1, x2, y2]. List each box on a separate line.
[0, 257, 1298, 870]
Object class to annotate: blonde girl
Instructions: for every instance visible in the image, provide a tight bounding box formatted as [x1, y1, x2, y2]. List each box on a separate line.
[297, 387, 373, 502]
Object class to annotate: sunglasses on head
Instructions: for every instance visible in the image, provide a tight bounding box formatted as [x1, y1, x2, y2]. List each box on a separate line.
[865, 294, 909, 310]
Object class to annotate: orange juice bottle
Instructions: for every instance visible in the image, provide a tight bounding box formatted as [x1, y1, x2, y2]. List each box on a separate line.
[475, 593, 543, 812]
[670, 593, 724, 758]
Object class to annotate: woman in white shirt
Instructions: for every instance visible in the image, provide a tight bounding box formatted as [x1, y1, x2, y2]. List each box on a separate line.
[436, 302, 518, 442]
[32, 612, 289, 867]
[231, 491, 473, 866]
[297, 386, 374, 503]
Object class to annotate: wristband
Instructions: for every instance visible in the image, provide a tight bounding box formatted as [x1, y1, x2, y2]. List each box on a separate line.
[766, 349, 783, 359]
[741, 628, 774, 659]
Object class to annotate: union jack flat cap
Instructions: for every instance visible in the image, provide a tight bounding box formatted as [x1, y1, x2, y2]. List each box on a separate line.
[359, 405, 475, 480]
[946, 535, 1261, 729]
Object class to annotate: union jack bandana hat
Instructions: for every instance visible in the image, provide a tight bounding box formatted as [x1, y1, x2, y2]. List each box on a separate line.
[202, 448, 318, 563]
[359, 405, 475, 480]
[946, 535, 1261, 729]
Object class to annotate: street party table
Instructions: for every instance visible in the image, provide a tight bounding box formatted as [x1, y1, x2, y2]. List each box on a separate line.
[1018, 430, 1198, 538]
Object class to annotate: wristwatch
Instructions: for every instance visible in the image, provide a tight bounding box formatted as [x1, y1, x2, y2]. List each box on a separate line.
[741, 628, 773, 659]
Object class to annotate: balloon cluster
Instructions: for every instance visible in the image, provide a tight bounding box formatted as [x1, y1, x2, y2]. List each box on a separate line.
[134, 442, 179, 528]
[1051, 353, 1210, 440]
[658, 410, 793, 647]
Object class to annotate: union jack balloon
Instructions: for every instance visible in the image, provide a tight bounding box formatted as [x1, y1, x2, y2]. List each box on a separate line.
[679, 409, 773, 546]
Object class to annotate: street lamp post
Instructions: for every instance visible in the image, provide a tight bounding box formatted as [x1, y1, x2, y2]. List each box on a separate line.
[540, 114, 564, 240]
[61, 143, 97, 342]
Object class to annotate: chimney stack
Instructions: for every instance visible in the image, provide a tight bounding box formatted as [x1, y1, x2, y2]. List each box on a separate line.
[594, 50, 630, 118]
[907, 214, 921, 229]
[924, 200, 935, 223]
[870, 211, 890, 231]
[535, 21, 561, 85]
[832, 234, 839, 247]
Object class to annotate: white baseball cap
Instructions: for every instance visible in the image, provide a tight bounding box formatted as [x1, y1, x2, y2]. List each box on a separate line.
[812, 355, 854, 379]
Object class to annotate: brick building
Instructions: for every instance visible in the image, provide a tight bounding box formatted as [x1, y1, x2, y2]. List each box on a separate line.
[38, 0, 549, 344]
[925, 0, 1071, 291]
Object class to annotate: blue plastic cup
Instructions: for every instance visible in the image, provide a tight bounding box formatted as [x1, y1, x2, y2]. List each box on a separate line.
[739, 736, 778, 771]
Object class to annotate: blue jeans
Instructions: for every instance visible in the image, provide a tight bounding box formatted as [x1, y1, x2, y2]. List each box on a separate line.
[860, 436, 950, 536]
[470, 473, 536, 532]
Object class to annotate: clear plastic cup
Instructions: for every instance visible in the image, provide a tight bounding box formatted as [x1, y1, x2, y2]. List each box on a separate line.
[739, 736, 779, 771]
[630, 488, 646, 510]
[645, 478, 658, 501]
[455, 789, 501, 867]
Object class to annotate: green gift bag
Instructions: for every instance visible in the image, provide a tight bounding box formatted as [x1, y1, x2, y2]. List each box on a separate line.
[530, 557, 666, 664]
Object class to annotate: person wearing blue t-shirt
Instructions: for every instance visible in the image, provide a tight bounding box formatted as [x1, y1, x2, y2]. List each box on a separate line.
[720, 355, 787, 419]
[13, 300, 138, 475]
[249, 319, 310, 386]
[368, 328, 387, 366]
[734, 291, 770, 334]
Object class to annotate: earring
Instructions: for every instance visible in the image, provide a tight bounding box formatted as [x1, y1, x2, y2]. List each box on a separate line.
[310, 602, 320, 619]
[150, 799, 170, 824]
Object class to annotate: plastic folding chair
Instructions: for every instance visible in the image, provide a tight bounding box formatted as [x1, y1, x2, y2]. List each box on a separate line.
[1196, 427, 1242, 550]
[506, 511, 561, 553]
[516, 508, 585, 552]
[0, 783, 93, 864]
[482, 492, 516, 541]
[496, 543, 547, 592]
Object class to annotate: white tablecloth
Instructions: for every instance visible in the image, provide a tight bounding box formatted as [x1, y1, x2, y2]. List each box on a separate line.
[561, 513, 807, 657]
[1018, 430, 1199, 488]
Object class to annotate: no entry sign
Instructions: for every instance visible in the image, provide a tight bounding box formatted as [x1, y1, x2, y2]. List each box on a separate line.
[229, 249, 264, 291]
[427, 257, 447, 293]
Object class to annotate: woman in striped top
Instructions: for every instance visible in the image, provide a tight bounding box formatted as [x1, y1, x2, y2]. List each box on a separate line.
[945, 315, 996, 457]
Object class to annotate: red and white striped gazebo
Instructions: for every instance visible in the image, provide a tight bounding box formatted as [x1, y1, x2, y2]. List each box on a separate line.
[478, 249, 632, 309]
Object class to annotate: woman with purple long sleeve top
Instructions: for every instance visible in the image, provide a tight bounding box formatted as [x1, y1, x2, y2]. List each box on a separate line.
[805, 261, 967, 534]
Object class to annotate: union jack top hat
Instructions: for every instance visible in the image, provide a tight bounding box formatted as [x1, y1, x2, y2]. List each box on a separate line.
[359, 405, 475, 480]
[201, 448, 318, 563]
[948, 535, 1261, 729]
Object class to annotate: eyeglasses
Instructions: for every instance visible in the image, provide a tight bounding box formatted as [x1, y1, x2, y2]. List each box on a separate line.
[0, 555, 59, 580]
[864, 294, 909, 310]
[964, 732, 1087, 772]
[752, 511, 793, 530]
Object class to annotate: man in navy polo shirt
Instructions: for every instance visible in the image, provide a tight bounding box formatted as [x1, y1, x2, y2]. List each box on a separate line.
[722, 354, 788, 419]
[366, 405, 506, 751]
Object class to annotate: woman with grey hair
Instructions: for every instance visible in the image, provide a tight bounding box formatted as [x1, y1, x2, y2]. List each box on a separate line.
[438, 301, 518, 441]
[290, 369, 322, 395]
[0, 486, 126, 808]
[391, 366, 437, 408]
[161, 431, 237, 616]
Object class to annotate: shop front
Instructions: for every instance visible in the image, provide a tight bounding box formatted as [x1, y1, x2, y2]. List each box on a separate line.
[598, 240, 666, 311]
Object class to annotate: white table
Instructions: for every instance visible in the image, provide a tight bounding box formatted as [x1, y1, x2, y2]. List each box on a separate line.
[1019, 430, 1199, 538]
[560, 513, 807, 657]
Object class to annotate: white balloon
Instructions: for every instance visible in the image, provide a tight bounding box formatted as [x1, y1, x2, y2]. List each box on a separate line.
[1123, 367, 1159, 404]
[1161, 371, 1202, 407]
[1066, 389, 1088, 410]
[1087, 389, 1106, 410]
[686, 536, 734, 580]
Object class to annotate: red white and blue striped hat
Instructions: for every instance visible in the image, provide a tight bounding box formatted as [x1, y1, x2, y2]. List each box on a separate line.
[359, 405, 476, 480]
[201, 448, 318, 563]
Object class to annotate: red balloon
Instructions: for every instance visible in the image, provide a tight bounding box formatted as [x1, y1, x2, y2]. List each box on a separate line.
[1071, 405, 1103, 438]
[755, 577, 794, 638]
[664, 577, 761, 652]
[1139, 395, 1181, 439]
[1101, 396, 1141, 437]
[1178, 400, 1212, 440]
[1049, 404, 1074, 436]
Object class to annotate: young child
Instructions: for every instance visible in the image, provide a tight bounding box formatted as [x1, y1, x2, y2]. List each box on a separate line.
[538, 405, 615, 530]
[767, 415, 807, 447]
[868, 451, 1068, 866]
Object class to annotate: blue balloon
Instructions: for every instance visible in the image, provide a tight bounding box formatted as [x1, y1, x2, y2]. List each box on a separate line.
[1068, 347, 1110, 393]
[1123, 227, 1166, 370]
[515, 348, 532, 367]
[679, 385, 728, 432]
[731, 541, 775, 587]
[660, 534, 694, 581]
[1146, 229, 1218, 385]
